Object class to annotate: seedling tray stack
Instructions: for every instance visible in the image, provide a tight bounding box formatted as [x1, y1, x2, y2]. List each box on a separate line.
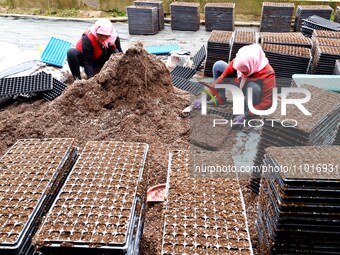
[204, 30, 233, 77]
[33, 141, 149, 255]
[134, 0, 164, 31]
[302, 15, 340, 38]
[204, 3, 235, 31]
[170, 2, 200, 31]
[0, 138, 76, 255]
[312, 30, 340, 39]
[311, 45, 340, 75]
[260, 32, 312, 49]
[260, 2, 294, 32]
[250, 85, 340, 193]
[161, 150, 253, 255]
[261, 43, 312, 89]
[126, 5, 159, 35]
[294, 5, 333, 32]
[257, 146, 340, 254]
[230, 31, 257, 60]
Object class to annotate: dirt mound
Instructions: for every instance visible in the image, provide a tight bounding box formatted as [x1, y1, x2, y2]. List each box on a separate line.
[0, 43, 191, 255]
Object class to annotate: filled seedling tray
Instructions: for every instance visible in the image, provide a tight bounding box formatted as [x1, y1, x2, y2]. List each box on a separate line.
[313, 30, 340, 39]
[161, 150, 253, 255]
[33, 141, 148, 255]
[260, 32, 312, 48]
[0, 138, 75, 255]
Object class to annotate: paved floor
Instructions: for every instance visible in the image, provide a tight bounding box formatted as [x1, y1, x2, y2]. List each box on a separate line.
[0, 16, 210, 55]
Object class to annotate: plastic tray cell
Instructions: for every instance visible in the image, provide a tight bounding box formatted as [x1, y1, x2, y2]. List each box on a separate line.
[0, 72, 53, 98]
[145, 43, 180, 55]
[41, 37, 72, 68]
[33, 141, 149, 255]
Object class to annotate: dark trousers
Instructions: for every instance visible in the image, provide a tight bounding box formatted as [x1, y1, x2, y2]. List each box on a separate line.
[67, 48, 114, 79]
[243, 81, 262, 114]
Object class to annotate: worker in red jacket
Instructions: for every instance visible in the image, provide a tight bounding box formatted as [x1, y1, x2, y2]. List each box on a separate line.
[212, 43, 276, 124]
[67, 18, 123, 80]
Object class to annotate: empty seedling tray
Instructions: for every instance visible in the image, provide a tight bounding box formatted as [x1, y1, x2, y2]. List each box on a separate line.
[0, 72, 53, 98]
[40, 37, 72, 68]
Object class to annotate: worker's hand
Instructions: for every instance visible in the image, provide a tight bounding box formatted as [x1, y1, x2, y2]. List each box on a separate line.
[192, 99, 201, 109]
[233, 114, 246, 124]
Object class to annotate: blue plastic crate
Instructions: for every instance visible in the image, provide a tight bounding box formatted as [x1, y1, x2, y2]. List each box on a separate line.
[145, 43, 180, 55]
[41, 37, 72, 68]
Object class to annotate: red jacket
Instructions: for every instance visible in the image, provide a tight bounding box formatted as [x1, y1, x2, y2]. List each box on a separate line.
[216, 59, 276, 117]
[76, 31, 103, 60]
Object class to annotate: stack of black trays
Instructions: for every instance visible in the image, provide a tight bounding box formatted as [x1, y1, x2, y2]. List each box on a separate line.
[294, 5, 333, 32]
[204, 3, 235, 31]
[203, 30, 233, 77]
[311, 45, 340, 74]
[170, 2, 200, 31]
[261, 43, 311, 89]
[134, 0, 164, 31]
[257, 146, 340, 254]
[126, 5, 159, 35]
[250, 85, 340, 193]
[260, 2, 294, 32]
[302, 15, 340, 38]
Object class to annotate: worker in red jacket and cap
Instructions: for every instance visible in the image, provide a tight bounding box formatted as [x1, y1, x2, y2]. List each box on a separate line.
[211, 43, 276, 124]
[67, 18, 123, 80]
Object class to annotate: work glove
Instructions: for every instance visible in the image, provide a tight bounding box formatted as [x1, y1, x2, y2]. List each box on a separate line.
[193, 99, 201, 109]
[233, 114, 246, 124]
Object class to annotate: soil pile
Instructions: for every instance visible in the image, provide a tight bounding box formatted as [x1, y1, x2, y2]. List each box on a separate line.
[0, 43, 191, 254]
